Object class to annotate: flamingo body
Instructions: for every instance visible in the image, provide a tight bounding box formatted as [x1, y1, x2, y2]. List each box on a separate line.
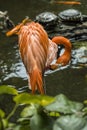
[18, 22, 50, 94]
[6, 19, 72, 94]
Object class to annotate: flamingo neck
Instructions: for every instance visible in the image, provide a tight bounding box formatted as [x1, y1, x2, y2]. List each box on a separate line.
[52, 36, 72, 65]
[52, 36, 72, 54]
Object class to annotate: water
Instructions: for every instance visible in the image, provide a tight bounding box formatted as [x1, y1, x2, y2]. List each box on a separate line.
[0, 0, 87, 102]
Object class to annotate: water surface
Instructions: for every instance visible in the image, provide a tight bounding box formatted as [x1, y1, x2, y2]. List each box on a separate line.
[0, 0, 87, 102]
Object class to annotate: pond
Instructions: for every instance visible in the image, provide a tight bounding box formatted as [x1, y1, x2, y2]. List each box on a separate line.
[0, 0, 87, 102]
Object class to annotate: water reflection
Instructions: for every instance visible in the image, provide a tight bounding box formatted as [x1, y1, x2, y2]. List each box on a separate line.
[45, 67, 87, 101]
[0, 0, 87, 101]
[71, 42, 87, 68]
[0, 34, 27, 89]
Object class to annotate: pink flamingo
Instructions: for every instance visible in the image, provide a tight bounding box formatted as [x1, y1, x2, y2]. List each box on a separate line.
[6, 18, 72, 94]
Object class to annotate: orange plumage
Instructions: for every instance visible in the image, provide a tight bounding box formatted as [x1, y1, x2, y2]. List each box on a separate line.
[6, 18, 72, 94]
[52, 36, 72, 66]
[19, 22, 49, 94]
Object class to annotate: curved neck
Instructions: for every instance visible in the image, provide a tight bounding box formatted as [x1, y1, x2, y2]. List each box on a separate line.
[52, 36, 72, 65]
[52, 36, 72, 54]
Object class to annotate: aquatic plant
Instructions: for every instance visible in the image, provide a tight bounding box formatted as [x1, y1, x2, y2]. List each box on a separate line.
[0, 85, 87, 130]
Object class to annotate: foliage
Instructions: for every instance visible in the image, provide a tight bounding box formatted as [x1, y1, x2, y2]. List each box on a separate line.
[0, 85, 87, 130]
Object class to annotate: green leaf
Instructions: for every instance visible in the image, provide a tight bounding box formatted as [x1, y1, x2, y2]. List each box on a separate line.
[2, 119, 8, 129]
[21, 104, 54, 130]
[45, 94, 83, 114]
[0, 109, 5, 118]
[21, 105, 37, 117]
[53, 114, 87, 130]
[17, 117, 30, 125]
[21, 104, 43, 118]
[49, 111, 60, 117]
[0, 85, 18, 95]
[30, 111, 53, 130]
[13, 124, 31, 130]
[82, 107, 87, 115]
[13, 93, 54, 106]
[84, 100, 87, 104]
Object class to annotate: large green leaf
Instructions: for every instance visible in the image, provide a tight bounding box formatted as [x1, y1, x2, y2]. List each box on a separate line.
[30, 110, 53, 130]
[45, 94, 83, 114]
[13, 93, 54, 106]
[0, 85, 18, 95]
[53, 114, 87, 130]
[18, 104, 54, 130]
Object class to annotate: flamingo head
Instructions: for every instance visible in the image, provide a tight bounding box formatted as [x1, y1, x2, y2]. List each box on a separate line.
[6, 17, 31, 36]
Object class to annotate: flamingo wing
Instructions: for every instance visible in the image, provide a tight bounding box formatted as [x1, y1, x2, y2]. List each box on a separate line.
[18, 22, 49, 94]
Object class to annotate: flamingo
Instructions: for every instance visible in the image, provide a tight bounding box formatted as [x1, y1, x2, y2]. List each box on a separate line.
[6, 18, 72, 94]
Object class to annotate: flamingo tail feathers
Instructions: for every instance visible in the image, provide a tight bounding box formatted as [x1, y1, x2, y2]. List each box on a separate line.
[29, 68, 44, 94]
